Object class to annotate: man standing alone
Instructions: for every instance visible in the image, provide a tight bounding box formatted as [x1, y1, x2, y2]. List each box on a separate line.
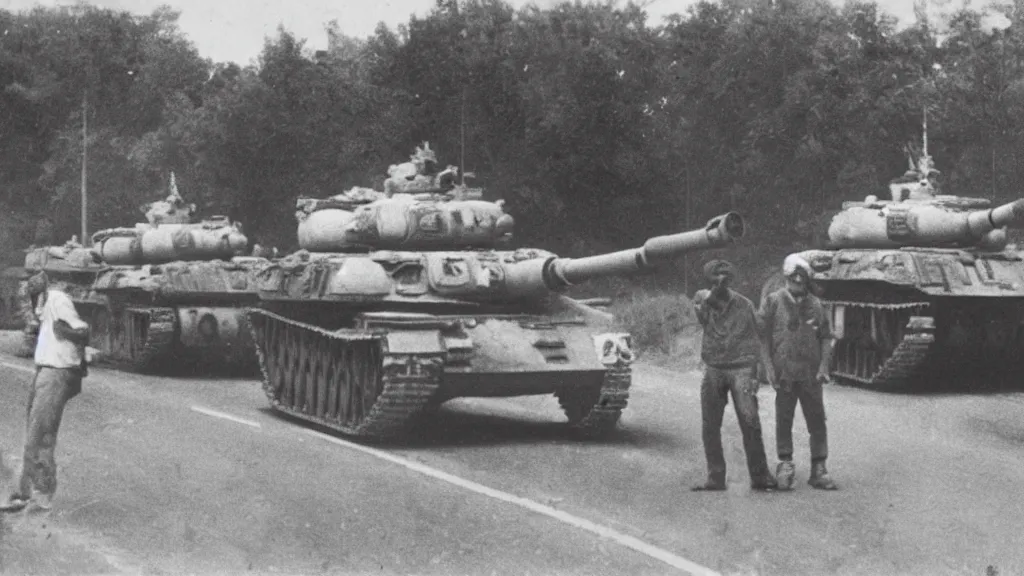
[691, 260, 777, 491]
[1, 272, 90, 513]
[759, 255, 838, 491]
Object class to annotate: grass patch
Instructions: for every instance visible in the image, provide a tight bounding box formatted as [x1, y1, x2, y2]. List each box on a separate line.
[609, 289, 701, 370]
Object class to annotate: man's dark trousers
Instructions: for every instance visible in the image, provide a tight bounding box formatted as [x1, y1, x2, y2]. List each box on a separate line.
[775, 379, 828, 462]
[701, 364, 772, 484]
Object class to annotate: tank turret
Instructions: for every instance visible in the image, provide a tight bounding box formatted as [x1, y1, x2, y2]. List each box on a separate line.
[827, 197, 1024, 250]
[255, 212, 744, 304]
[91, 215, 248, 265]
[296, 187, 513, 252]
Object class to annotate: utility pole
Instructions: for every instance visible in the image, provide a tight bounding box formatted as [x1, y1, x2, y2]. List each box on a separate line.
[81, 92, 88, 246]
[460, 86, 466, 186]
[684, 162, 691, 295]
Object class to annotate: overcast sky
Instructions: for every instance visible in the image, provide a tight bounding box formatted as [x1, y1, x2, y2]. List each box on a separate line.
[0, 0, 938, 65]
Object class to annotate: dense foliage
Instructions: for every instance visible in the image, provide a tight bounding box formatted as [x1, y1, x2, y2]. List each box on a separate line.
[3, 0, 1024, 291]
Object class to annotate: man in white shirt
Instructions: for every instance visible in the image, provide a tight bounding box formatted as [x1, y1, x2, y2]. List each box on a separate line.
[1, 272, 90, 513]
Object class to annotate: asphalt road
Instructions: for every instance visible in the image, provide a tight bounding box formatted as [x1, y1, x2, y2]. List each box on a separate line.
[1, 333, 1022, 576]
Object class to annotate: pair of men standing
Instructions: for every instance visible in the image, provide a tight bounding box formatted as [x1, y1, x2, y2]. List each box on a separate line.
[691, 256, 838, 492]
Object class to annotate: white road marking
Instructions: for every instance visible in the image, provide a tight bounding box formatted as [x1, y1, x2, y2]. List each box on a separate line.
[0, 361, 34, 374]
[190, 405, 261, 429]
[306, 429, 721, 576]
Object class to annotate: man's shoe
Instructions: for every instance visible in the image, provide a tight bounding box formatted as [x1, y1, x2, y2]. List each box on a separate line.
[691, 475, 727, 491]
[0, 495, 28, 513]
[750, 474, 778, 491]
[808, 461, 838, 490]
[776, 460, 796, 491]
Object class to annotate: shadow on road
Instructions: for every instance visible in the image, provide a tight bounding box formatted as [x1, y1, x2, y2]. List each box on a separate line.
[837, 365, 1024, 398]
[103, 356, 261, 381]
[257, 404, 679, 451]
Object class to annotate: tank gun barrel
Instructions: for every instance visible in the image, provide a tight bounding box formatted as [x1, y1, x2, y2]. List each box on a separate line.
[504, 212, 745, 298]
[966, 199, 1024, 237]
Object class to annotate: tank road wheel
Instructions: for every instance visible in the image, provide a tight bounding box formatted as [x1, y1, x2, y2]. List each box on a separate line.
[829, 301, 935, 390]
[247, 309, 443, 440]
[555, 365, 631, 438]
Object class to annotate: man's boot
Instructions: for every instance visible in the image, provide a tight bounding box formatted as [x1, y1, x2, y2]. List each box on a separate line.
[750, 473, 778, 491]
[808, 460, 838, 490]
[776, 460, 795, 491]
[691, 473, 727, 491]
[0, 493, 28, 513]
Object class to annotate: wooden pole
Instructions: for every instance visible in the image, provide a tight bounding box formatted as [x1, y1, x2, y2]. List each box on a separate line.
[81, 93, 88, 246]
[684, 162, 691, 295]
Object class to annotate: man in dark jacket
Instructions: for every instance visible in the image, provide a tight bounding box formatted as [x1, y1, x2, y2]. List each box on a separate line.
[691, 260, 777, 491]
[759, 255, 838, 491]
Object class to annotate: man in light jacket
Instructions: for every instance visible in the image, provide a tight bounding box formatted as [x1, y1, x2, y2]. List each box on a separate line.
[759, 255, 839, 491]
[1, 272, 90, 513]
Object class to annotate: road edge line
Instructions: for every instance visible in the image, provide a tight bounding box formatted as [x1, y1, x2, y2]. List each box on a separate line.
[190, 405, 261, 429]
[0, 361, 35, 374]
[305, 429, 721, 576]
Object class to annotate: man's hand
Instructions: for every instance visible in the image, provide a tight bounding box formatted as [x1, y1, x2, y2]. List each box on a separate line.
[816, 368, 831, 385]
[55, 319, 90, 347]
[693, 289, 710, 307]
[765, 363, 778, 390]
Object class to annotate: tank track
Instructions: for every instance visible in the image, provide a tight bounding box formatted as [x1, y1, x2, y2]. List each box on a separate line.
[92, 307, 177, 373]
[246, 309, 443, 439]
[555, 364, 631, 436]
[825, 297, 935, 389]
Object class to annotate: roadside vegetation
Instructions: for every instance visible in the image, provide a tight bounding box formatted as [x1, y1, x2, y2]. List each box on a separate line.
[610, 290, 701, 368]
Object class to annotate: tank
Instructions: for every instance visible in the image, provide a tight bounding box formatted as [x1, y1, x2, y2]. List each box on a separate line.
[246, 144, 747, 439]
[0, 266, 30, 330]
[784, 124, 1024, 389]
[7, 238, 107, 357]
[57, 174, 265, 372]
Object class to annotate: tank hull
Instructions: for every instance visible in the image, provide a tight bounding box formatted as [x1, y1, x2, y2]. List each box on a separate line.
[247, 297, 634, 439]
[788, 247, 1024, 389]
[81, 258, 265, 373]
[76, 301, 258, 373]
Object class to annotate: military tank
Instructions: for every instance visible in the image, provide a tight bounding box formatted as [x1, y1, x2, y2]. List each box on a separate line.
[78, 178, 266, 372]
[246, 146, 747, 439]
[0, 266, 30, 330]
[788, 126, 1024, 389]
[11, 237, 107, 357]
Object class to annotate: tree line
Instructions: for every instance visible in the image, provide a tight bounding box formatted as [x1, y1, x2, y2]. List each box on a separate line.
[2, 0, 1023, 289]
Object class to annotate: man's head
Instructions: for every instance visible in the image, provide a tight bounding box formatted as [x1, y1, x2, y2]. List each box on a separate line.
[703, 259, 735, 296]
[782, 254, 812, 296]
